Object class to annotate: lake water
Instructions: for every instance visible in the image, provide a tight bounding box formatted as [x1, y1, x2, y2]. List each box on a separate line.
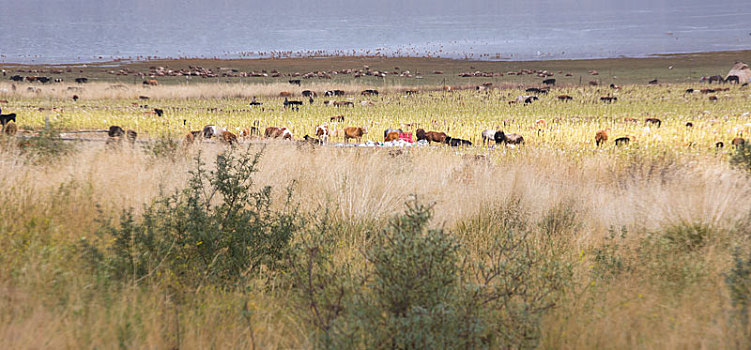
[1, 0, 749, 64]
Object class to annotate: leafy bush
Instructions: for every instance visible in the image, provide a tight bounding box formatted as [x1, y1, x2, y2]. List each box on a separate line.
[726, 248, 751, 336]
[638, 223, 711, 291]
[17, 122, 75, 163]
[293, 198, 571, 349]
[143, 133, 181, 161]
[592, 226, 630, 281]
[81, 147, 300, 289]
[730, 144, 751, 173]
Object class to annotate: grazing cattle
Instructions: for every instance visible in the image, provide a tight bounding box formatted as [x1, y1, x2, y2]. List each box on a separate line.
[708, 75, 724, 84]
[1, 113, 17, 126]
[405, 89, 418, 95]
[615, 136, 630, 146]
[732, 137, 747, 149]
[648, 79, 658, 85]
[265, 127, 294, 140]
[36, 77, 50, 84]
[385, 131, 400, 142]
[542, 78, 556, 86]
[324, 90, 345, 96]
[600, 96, 617, 103]
[288, 79, 301, 86]
[361, 89, 379, 96]
[726, 75, 740, 84]
[557, 95, 573, 101]
[139, 95, 150, 100]
[595, 129, 609, 146]
[75, 77, 88, 84]
[283, 97, 303, 110]
[279, 91, 292, 97]
[645, 118, 662, 128]
[154, 108, 164, 117]
[444, 136, 472, 147]
[715, 141, 724, 149]
[502, 132, 524, 145]
[2, 122, 17, 136]
[708, 95, 718, 102]
[25, 76, 37, 83]
[108, 125, 125, 138]
[315, 124, 330, 144]
[72, 94, 79, 101]
[516, 95, 538, 104]
[240, 127, 260, 138]
[700, 88, 715, 94]
[10, 75, 23, 82]
[332, 101, 354, 108]
[203, 125, 216, 138]
[301, 90, 317, 97]
[143, 79, 158, 86]
[220, 131, 238, 145]
[302, 135, 323, 145]
[416, 128, 447, 143]
[610, 84, 621, 90]
[685, 122, 694, 128]
[330, 115, 345, 122]
[481, 130, 498, 145]
[685, 88, 695, 93]
[249, 101, 263, 106]
[526, 87, 549, 94]
[343, 126, 367, 143]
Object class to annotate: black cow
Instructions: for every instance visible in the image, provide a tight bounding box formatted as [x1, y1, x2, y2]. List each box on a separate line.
[283, 97, 303, 110]
[75, 77, 88, 84]
[361, 89, 379, 96]
[524, 96, 539, 104]
[615, 137, 630, 146]
[108, 125, 125, 138]
[324, 90, 345, 97]
[288, 79, 301, 86]
[301, 90, 317, 97]
[37, 77, 51, 84]
[444, 136, 472, 147]
[154, 108, 164, 117]
[600, 96, 618, 103]
[542, 78, 556, 86]
[0, 113, 16, 126]
[9, 75, 23, 82]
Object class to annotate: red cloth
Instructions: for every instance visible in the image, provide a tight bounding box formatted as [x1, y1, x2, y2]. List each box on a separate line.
[398, 132, 413, 143]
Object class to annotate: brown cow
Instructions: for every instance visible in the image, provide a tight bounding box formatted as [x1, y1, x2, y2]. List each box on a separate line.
[416, 128, 447, 143]
[220, 131, 238, 145]
[265, 127, 294, 140]
[143, 79, 158, 86]
[315, 124, 330, 144]
[595, 129, 609, 147]
[557, 95, 573, 101]
[332, 101, 354, 108]
[279, 91, 292, 97]
[330, 115, 345, 122]
[343, 126, 367, 143]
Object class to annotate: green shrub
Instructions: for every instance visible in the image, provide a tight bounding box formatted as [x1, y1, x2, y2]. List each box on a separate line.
[143, 133, 181, 161]
[730, 144, 751, 173]
[726, 248, 751, 335]
[294, 198, 572, 349]
[17, 122, 75, 163]
[592, 226, 630, 281]
[81, 147, 300, 289]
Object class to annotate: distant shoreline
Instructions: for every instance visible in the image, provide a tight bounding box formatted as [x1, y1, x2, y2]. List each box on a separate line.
[2, 49, 751, 67]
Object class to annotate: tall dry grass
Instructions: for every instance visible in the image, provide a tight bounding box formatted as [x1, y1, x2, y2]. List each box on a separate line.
[0, 140, 750, 348]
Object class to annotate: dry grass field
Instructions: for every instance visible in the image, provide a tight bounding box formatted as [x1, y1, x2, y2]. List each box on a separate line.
[1, 53, 751, 349]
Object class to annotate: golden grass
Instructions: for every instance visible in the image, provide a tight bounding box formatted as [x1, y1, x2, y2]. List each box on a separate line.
[1, 77, 750, 348]
[0, 140, 749, 348]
